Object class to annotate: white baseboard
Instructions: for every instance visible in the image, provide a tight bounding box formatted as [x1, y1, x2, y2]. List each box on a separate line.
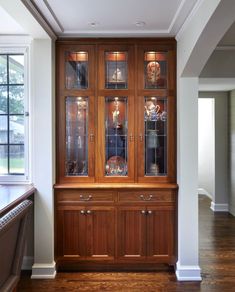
[176, 263, 202, 281]
[210, 201, 229, 212]
[198, 188, 212, 200]
[31, 261, 56, 279]
[22, 256, 34, 270]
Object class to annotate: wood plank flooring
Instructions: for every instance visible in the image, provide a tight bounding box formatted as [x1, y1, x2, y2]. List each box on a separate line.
[18, 196, 235, 291]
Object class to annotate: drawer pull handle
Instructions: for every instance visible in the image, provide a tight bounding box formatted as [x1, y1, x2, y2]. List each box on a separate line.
[80, 210, 86, 215]
[80, 195, 92, 201]
[140, 194, 153, 201]
[86, 210, 92, 214]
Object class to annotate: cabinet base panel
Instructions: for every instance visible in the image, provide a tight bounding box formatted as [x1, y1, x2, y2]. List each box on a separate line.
[56, 261, 176, 272]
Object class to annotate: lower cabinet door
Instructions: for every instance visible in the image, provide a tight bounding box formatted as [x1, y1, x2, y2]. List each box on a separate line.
[86, 206, 115, 260]
[117, 206, 146, 260]
[57, 207, 87, 258]
[146, 206, 175, 261]
[57, 206, 115, 260]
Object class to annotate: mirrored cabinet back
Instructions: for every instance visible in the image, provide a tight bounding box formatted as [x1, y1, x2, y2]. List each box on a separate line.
[54, 38, 178, 271]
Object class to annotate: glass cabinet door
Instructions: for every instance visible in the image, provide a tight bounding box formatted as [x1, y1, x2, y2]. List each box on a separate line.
[105, 96, 128, 176]
[57, 45, 95, 183]
[64, 96, 95, 181]
[144, 97, 167, 176]
[144, 52, 167, 89]
[65, 51, 88, 89]
[65, 96, 88, 176]
[137, 45, 176, 183]
[97, 95, 134, 182]
[105, 52, 128, 89]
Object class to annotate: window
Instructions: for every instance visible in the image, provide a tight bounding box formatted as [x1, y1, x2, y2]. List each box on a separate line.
[0, 50, 29, 182]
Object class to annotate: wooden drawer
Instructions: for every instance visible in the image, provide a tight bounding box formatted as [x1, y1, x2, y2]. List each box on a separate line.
[118, 190, 175, 203]
[56, 190, 115, 204]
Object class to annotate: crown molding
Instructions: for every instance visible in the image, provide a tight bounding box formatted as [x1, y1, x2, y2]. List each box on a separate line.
[21, 0, 57, 40]
[175, 0, 204, 41]
[59, 30, 173, 38]
[32, 0, 63, 34]
[0, 35, 32, 46]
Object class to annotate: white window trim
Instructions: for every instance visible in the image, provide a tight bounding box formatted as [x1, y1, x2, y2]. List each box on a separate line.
[0, 45, 31, 184]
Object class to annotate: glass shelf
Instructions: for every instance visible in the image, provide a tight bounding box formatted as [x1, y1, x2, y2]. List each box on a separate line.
[65, 96, 88, 176]
[105, 52, 128, 89]
[65, 51, 88, 89]
[144, 52, 167, 89]
[105, 96, 128, 176]
[144, 97, 167, 176]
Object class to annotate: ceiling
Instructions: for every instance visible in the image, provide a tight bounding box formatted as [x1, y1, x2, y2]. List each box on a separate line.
[30, 0, 199, 37]
[1, 0, 235, 42]
[1, 0, 235, 91]
[219, 21, 235, 46]
[0, 5, 25, 34]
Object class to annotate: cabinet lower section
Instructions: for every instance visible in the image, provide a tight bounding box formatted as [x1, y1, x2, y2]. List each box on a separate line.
[55, 185, 177, 271]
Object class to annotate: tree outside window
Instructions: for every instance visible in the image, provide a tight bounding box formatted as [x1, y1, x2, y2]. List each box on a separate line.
[0, 54, 25, 175]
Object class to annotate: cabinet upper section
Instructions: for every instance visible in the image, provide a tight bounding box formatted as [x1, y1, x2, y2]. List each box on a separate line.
[56, 39, 176, 185]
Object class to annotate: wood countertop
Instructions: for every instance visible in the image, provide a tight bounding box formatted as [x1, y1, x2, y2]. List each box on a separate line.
[54, 183, 178, 190]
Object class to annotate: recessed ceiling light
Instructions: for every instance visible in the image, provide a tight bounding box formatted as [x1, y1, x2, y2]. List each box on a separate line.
[135, 21, 146, 27]
[88, 21, 99, 27]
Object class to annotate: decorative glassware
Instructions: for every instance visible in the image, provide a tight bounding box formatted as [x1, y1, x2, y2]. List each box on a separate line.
[105, 52, 128, 89]
[144, 97, 167, 176]
[105, 96, 128, 176]
[144, 52, 167, 89]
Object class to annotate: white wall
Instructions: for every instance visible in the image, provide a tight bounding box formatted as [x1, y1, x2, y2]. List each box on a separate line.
[199, 92, 228, 211]
[30, 39, 56, 279]
[176, 77, 201, 280]
[200, 50, 235, 78]
[176, 0, 235, 281]
[229, 90, 235, 215]
[198, 98, 215, 199]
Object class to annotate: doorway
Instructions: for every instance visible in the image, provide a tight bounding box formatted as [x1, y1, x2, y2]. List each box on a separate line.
[198, 98, 215, 201]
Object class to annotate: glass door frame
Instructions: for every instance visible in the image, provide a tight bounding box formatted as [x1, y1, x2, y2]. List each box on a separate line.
[137, 44, 176, 183]
[56, 44, 96, 183]
[96, 95, 135, 183]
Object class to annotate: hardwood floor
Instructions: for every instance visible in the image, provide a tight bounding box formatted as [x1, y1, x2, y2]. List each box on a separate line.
[18, 196, 235, 291]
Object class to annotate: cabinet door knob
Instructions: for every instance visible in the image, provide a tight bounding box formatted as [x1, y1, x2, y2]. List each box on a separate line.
[139, 134, 143, 142]
[80, 194, 92, 201]
[90, 133, 94, 142]
[147, 210, 152, 215]
[141, 210, 146, 214]
[80, 210, 86, 215]
[86, 210, 92, 214]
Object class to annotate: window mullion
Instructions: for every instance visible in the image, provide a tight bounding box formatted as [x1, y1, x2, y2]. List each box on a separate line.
[7, 55, 10, 174]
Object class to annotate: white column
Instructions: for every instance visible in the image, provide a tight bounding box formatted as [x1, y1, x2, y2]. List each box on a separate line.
[30, 39, 56, 279]
[176, 77, 201, 281]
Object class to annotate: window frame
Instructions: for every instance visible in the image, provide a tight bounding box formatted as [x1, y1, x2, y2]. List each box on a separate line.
[0, 46, 30, 183]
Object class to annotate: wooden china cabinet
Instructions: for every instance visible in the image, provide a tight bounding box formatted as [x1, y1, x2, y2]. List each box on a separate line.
[54, 38, 177, 271]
